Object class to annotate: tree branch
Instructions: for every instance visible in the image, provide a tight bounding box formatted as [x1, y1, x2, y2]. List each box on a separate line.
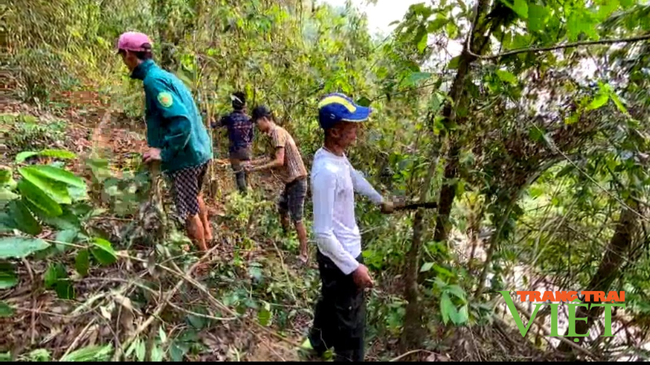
[467, 33, 650, 60]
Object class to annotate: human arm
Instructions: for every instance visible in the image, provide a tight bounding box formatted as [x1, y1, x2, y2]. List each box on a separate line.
[247, 147, 284, 172]
[212, 114, 228, 129]
[247, 129, 286, 172]
[312, 169, 360, 275]
[348, 162, 394, 213]
[348, 163, 383, 204]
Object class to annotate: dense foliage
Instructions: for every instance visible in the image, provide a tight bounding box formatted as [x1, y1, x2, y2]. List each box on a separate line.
[2, 0, 650, 361]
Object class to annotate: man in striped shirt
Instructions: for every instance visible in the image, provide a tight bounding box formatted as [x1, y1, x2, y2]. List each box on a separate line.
[245, 105, 309, 263]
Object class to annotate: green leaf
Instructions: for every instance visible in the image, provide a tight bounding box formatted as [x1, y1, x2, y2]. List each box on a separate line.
[90, 238, 117, 266]
[417, 31, 428, 53]
[18, 166, 83, 205]
[356, 96, 371, 107]
[15, 149, 77, 164]
[527, 4, 548, 32]
[451, 304, 469, 325]
[420, 262, 434, 272]
[55, 229, 78, 252]
[609, 92, 628, 115]
[258, 302, 272, 327]
[170, 342, 187, 362]
[187, 313, 206, 330]
[565, 112, 580, 125]
[0, 269, 17, 290]
[597, 0, 619, 20]
[27, 165, 86, 188]
[59, 345, 112, 362]
[502, 0, 528, 18]
[427, 17, 448, 32]
[445, 285, 467, 301]
[75, 250, 90, 276]
[406, 72, 433, 86]
[0, 212, 17, 233]
[17, 179, 62, 217]
[496, 70, 517, 84]
[528, 126, 545, 142]
[55, 280, 75, 299]
[440, 292, 453, 325]
[0, 187, 19, 206]
[44, 263, 67, 289]
[0, 301, 15, 318]
[28, 348, 51, 362]
[0, 237, 50, 259]
[0, 167, 15, 188]
[447, 55, 461, 70]
[8, 199, 42, 235]
[586, 94, 609, 110]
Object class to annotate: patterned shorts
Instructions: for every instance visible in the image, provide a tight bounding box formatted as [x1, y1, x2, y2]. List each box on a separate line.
[278, 177, 307, 223]
[167, 160, 210, 221]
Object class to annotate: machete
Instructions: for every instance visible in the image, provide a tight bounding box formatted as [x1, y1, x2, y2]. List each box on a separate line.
[393, 201, 438, 211]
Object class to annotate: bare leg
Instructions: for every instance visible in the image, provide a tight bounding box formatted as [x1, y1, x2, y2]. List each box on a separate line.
[186, 214, 208, 252]
[295, 220, 308, 262]
[197, 194, 212, 242]
[280, 213, 291, 235]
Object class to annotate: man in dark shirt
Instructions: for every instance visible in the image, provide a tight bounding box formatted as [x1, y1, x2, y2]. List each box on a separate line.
[213, 92, 254, 194]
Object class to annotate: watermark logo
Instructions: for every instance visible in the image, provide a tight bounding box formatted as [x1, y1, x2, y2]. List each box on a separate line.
[499, 291, 625, 341]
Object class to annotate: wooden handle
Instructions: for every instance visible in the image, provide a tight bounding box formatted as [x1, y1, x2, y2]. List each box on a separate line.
[394, 201, 438, 211]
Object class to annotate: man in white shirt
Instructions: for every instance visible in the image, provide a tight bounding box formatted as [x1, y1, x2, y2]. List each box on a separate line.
[301, 93, 394, 362]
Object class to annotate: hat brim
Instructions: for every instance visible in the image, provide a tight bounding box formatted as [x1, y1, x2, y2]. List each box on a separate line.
[341, 105, 372, 122]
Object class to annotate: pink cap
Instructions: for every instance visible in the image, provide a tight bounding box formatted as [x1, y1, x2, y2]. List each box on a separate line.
[116, 31, 153, 52]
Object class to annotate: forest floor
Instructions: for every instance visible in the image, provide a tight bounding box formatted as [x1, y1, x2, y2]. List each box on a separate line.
[0, 89, 567, 362]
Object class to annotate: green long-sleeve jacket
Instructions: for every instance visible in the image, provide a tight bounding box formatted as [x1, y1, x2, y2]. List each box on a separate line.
[131, 59, 212, 172]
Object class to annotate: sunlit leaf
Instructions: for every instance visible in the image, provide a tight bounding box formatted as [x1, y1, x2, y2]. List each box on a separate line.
[496, 70, 518, 84]
[0, 237, 50, 259]
[527, 4, 548, 32]
[450, 304, 469, 325]
[258, 302, 272, 326]
[15, 149, 77, 164]
[586, 94, 609, 110]
[17, 179, 63, 216]
[59, 344, 112, 362]
[440, 292, 453, 325]
[22, 165, 86, 188]
[420, 262, 434, 272]
[502, 0, 528, 19]
[91, 238, 117, 266]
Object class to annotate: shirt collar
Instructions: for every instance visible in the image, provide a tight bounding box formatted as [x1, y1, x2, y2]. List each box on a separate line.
[130, 59, 157, 80]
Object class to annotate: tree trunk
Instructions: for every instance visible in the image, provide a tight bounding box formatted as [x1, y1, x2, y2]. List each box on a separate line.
[400, 208, 428, 355]
[400, 1, 494, 351]
[558, 201, 640, 354]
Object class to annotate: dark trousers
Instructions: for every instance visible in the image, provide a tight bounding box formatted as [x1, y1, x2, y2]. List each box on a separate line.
[308, 251, 365, 362]
[229, 147, 251, 194]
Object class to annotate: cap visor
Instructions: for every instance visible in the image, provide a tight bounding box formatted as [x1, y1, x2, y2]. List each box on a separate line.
[343, 105, 371, 122]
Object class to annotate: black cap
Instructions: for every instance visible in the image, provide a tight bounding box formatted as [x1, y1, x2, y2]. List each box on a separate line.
[251, 105, 271, 121]
[231, 91, 246, 110]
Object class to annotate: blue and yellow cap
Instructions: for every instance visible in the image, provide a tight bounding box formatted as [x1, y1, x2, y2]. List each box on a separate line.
[317, 92, 372, 130]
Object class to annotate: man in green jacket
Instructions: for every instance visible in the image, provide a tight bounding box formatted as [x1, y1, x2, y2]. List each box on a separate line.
[117, 31, 214, 252]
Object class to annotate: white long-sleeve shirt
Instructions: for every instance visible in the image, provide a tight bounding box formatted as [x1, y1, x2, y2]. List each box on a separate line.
[310, 147, 384, 275]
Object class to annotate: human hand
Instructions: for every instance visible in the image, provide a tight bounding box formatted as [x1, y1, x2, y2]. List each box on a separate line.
[352, 264, 374, 289]
[380, 200, 394, 214]
[143, 148, 162, 164]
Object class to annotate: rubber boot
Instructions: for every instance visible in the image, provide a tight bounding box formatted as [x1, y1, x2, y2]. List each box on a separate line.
[235, 170, 247, 195]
